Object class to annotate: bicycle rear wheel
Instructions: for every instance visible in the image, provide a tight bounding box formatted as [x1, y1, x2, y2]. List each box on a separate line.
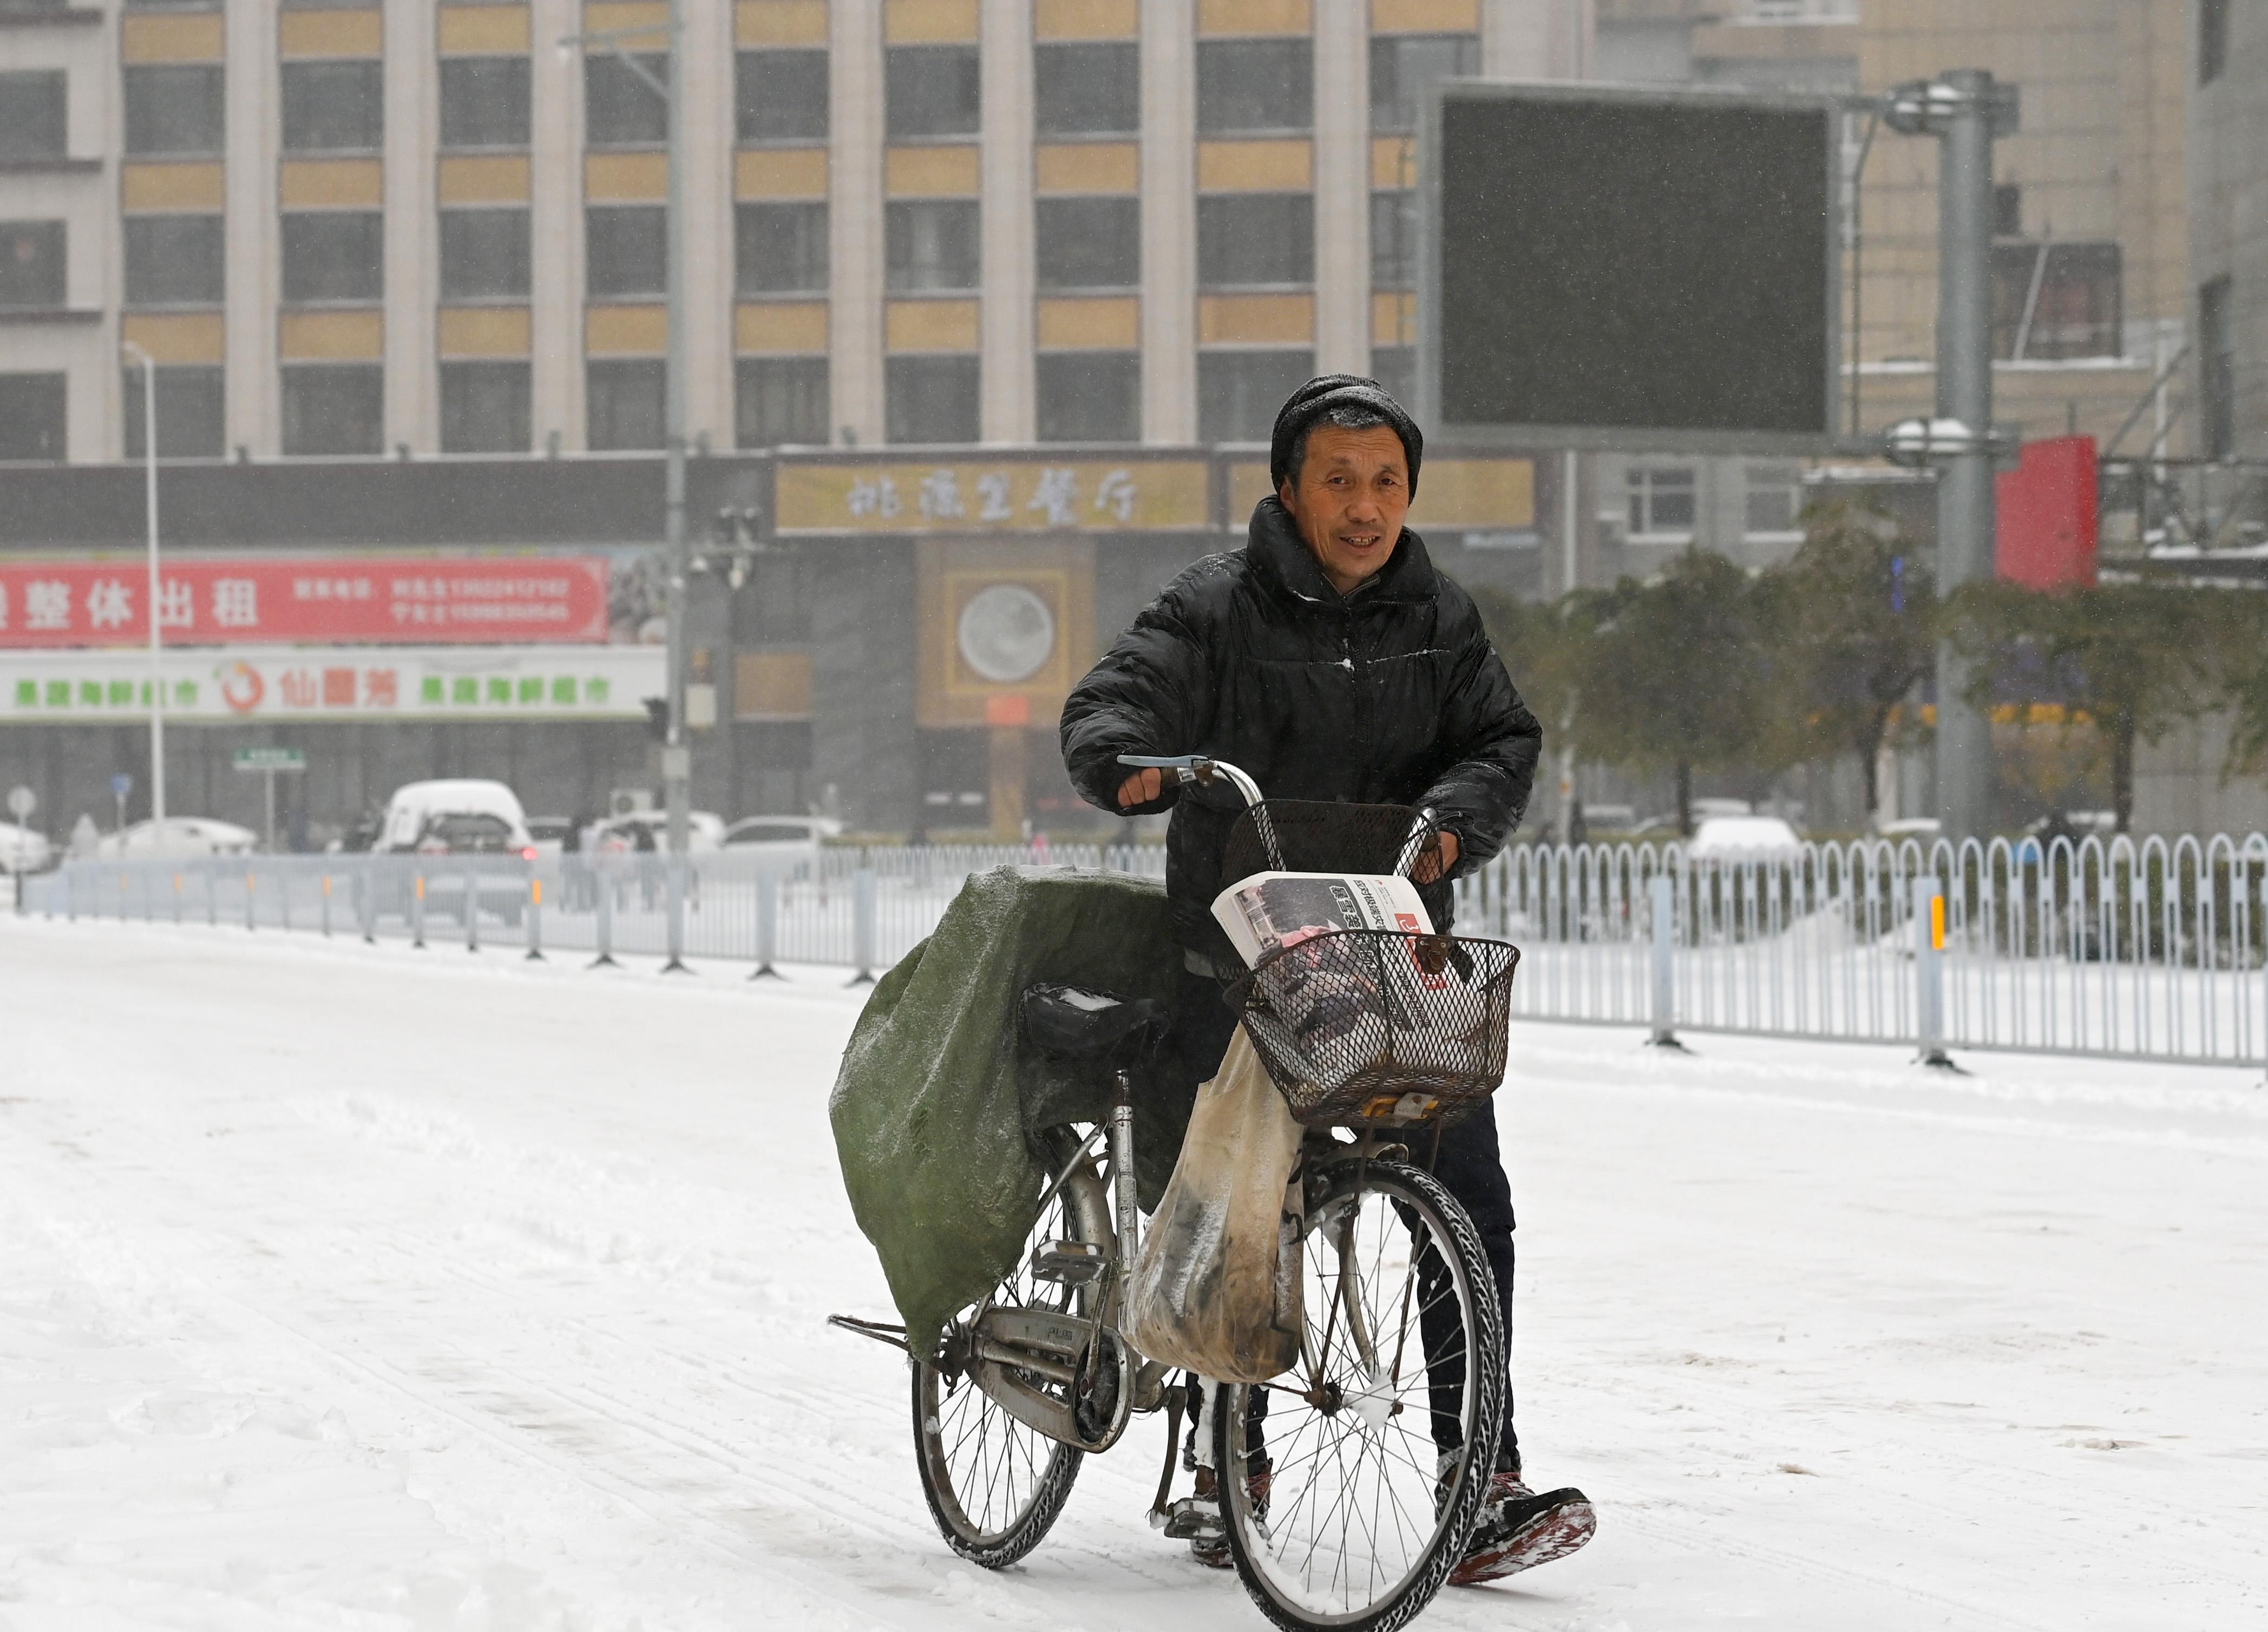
[912, 1130, 1108, 1568]
[1216, 1158, 1504, 1632]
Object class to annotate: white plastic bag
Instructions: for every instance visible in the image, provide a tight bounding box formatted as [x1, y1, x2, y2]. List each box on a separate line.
[1123, 1029, 1305, 1383]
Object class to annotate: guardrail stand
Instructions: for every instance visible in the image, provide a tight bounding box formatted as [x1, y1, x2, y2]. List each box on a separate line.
[1646, 873, 1688, 1051]
[749, 868, 783, 980]
[1914, 874, 1957, 1070]
[589, 873, 617, 968]
[847, 866, 877, 987]
[661, 856, 689, 974]
[525, 873, 544, 961]
[464, 866, 479, 953]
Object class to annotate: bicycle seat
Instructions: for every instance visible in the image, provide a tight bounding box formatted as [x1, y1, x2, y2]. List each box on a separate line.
[1022, 983, 1162, 1061]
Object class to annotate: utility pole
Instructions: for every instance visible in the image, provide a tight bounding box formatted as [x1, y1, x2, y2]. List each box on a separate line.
[121, 341, 166, 846]
[1885, 70, 2018, 842]
[561, 2, 690, 969]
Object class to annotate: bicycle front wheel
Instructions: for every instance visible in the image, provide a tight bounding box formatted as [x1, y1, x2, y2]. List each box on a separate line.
[1216, 1158, 1504, 1632]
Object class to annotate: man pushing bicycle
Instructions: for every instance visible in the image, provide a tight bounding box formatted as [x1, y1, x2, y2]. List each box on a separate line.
[1059, 375, 1597, 1585]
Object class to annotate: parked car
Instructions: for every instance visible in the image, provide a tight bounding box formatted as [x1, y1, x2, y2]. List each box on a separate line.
[0, 821, 53, 874]
[720, 814, 842, 871]
[95, 817, 257, 858]
[1687, 815, 1805, 858]
[375, 779, 534, 924]
[593, 810, 725, 855]
[1875, 817, 1943, 844]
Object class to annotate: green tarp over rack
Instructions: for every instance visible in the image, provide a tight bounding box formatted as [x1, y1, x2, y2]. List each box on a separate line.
[829, 866, 1190, 1361]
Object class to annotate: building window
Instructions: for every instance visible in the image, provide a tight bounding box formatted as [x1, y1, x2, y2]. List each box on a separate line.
[736, 201, 828, 295]
[588, 358, 666, 450]
[440, 361, 530, 453]
[1197, 194, 1312, 287]
[280, 212, 382, 303]
[0, 373, 65, 462]
[586, 205, 666, 297]
[123, 64, 223, 156]
[1034, 42, 1137, 136]
[439, 57, 530, 149]
[1743, 464, 1804, 538]
[886, 354, 979, 444]
[1369, 34, 1478, 134]
[1991, 242, 2122, 359]
[124, 214, 224, 306]
[2200, 0, 2229, 84]
[1627, 467, 1697, 539]
[1371, 191, 1417, 288]
[1035, 197, 1139, 291]
[1370, 345, 1414, 405]
[0, 73, 67, 161]
[1036, 352, 1138, 442]
[1197, 40, 1312, 134]
[281, 61, 383, 153]
[123, 364, 224, 459]
[1199, 350, 1313, 443]
[0, 221, 65, 309]
[736, 356, 829, 448]
[886, 200, 980, 292]
[2201, 275, 2235, 459]
[281, 364, 383, 456]
[439, 209, 529, 300]
[886, 45, 980, 139]
[586, 54, 667, 147]
[737, 49, 828, 142]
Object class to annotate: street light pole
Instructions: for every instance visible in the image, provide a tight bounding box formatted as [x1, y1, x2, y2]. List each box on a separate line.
[1885, 70, 2018, 842]
[121, 340, 165, 846]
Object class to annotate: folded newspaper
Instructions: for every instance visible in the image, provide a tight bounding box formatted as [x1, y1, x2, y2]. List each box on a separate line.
[1211, 872, 1487, 1095]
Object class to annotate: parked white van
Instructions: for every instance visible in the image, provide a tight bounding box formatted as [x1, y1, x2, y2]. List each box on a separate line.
[377, 779, 533, 856]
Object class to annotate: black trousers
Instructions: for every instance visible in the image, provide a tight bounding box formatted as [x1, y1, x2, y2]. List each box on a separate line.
[1169, 971, 1519, 1471]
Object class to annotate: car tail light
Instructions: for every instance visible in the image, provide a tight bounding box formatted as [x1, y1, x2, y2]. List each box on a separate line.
[521, 847, 538, 860]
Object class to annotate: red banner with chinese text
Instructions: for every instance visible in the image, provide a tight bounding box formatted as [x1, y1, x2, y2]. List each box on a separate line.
[0, 557, 611, 649]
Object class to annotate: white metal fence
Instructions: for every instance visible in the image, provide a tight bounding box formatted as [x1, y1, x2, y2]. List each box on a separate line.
[22, 832, 2267, 1070]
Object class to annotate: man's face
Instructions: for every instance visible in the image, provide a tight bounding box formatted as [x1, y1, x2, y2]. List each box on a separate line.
[1277, 424, 1411, 597]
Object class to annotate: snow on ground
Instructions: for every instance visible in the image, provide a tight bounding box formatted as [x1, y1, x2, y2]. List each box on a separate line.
[1, 917, 2263, 1632]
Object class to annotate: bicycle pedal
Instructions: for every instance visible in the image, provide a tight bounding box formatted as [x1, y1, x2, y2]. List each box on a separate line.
[1032, 1239, 1106, 1285]
[1157, 1494, 1224, 1542]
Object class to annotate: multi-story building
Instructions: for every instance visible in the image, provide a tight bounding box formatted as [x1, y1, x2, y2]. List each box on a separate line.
[0, 0, 1594, 463]
[2190, 0, 2264, 515]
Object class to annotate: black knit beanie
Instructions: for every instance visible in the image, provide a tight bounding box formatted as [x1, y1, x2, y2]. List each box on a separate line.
[1269, 374, 1424, 499]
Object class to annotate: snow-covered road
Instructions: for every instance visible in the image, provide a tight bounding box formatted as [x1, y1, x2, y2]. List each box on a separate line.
[2, 917, 2263, 1631]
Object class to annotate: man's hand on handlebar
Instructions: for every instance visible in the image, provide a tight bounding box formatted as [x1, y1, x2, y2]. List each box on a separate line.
[1115, 766, 1165, 809]
[1411, 831, 1460, 883]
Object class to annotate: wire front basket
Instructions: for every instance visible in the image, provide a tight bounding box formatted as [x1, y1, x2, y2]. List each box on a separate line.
[1227, 929, 1520, 1127]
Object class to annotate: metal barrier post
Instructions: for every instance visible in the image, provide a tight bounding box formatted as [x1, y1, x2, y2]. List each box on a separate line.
[661, 855, 689, 973]
[320, 872, 332, 937]
[1647, 872, 1686, 1050]
[205, 868, 216, 926]
[172, 871, 182, 923]
[1915, 873, 1955, 1068]
[465, 864, 479, 952]
[750, 868, 783, 980]
[279, 868, 292, 934]
[359, 867, 375, 943]
[64, 866, 74, 921]
[847, 865, 877, 986]
[412, 869, 427, 949]
[244, 870, 255, 932]
[590, 869, 617, 967]
[526, 870, 543, 961]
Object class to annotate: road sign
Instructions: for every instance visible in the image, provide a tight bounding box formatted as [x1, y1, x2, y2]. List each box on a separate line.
[110, 772, 133, 799]
[232, 746, 307, 772]
[6, 786, 32, 821]
[1423, 82, 1846, 454]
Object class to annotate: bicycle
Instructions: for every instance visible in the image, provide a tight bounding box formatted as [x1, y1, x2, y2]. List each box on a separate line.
[842, 756, 1523, 1632]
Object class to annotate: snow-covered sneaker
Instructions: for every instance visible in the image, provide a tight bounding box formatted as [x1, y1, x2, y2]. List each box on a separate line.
[1447, 1465, 1596, 1587]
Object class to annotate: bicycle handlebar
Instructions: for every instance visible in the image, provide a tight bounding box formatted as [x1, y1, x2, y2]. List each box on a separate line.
[1115, 755, 1444, 882]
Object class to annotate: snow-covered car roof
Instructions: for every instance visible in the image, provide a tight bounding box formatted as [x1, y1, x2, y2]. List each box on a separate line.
[1687, 816, 1804, 857]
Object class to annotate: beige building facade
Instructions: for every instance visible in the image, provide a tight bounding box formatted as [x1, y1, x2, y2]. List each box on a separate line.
[0, 0, 1594, 466]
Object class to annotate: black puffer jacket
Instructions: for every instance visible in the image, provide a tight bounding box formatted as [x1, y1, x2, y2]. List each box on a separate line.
[1061, 497, 1543, 966]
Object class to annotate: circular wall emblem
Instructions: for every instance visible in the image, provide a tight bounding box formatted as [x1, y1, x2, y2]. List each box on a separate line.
[956, 584, 1056, 684]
